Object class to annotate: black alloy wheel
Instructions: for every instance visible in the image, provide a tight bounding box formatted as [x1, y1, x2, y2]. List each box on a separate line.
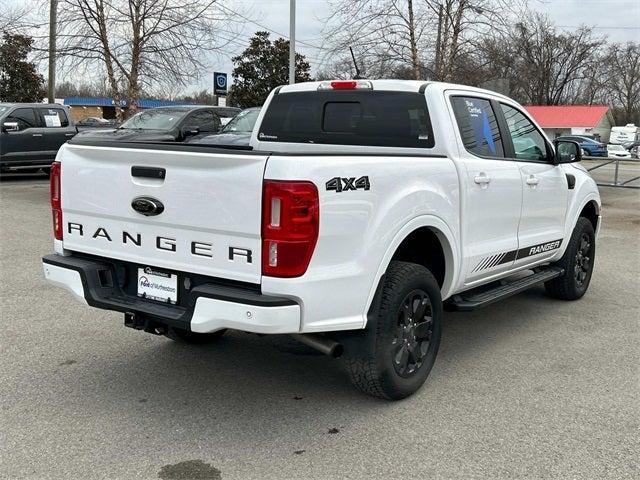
[392, 290, 434, 377]
[574, 233, 593, 287]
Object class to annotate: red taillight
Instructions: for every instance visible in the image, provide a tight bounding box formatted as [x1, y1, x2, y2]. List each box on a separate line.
[262, 180, 319, 278]
[50, 162, 63, 240]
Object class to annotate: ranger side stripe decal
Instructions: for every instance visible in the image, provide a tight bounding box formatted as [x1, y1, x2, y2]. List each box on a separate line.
[474, 239, 564, 272]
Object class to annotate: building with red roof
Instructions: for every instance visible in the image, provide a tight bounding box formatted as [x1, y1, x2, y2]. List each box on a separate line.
[524, 105, 614, 142]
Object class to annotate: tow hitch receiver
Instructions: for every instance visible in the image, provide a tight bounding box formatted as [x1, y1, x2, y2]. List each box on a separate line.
[124, 311, 168, 336]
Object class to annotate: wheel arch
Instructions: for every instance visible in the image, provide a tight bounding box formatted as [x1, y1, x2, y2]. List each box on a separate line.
[579, 199, 600, 232]
[364, 215, 459, 321]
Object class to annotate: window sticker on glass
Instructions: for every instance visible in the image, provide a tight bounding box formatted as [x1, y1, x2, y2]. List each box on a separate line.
[464, 99, 497, 154]
[44, 114, 61, 127]
[451, 97, 504, 158]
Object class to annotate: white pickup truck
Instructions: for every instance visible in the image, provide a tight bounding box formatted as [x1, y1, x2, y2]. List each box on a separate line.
[43, 80, 601, 399]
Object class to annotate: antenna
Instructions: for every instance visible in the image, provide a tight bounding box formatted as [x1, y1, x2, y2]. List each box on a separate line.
[349, 46, 362, 80]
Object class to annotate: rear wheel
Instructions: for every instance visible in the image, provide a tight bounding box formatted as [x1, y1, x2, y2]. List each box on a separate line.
[345, 261, 442, 400]
[167, 327, 226, 344]
[545, 217, 595, 300]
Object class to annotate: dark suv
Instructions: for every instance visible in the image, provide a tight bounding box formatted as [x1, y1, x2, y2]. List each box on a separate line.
[0, 103, 77, 173]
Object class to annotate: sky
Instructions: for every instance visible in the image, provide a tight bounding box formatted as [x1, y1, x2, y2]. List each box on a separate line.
[4, 0, 640, 94]
[196, 0, 640, 92]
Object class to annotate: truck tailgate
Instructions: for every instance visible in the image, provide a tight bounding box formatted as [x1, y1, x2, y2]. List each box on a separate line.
[60, 143, 268, 284]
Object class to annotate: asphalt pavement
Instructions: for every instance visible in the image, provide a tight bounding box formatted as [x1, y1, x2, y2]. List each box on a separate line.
[1, 172, 638, 479]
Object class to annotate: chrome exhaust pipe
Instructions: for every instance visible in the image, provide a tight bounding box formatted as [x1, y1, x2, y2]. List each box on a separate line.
[292, 334, 344, 358]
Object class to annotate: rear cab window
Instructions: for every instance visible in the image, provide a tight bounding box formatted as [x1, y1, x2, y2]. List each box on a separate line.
[258, 91, 434, 148]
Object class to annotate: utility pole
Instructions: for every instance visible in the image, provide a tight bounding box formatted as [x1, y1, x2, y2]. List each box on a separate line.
[434, 2, 443, 81]
[48, 0, 58, 103]
[289, 0, 296, 85]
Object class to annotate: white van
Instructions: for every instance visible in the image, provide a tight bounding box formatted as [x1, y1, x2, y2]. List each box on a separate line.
[609, 124, 639, 145]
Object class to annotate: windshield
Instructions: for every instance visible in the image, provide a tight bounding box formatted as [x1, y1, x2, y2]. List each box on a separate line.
[120, 109, 186, 130]
[0, 106, 9, 116]
[222, 109, 260, 133]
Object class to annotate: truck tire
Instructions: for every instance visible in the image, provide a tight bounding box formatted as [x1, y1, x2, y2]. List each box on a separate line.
[345, 261, 442, 400]
[545, 217, 595, 300]
[167, 327, 226, 344]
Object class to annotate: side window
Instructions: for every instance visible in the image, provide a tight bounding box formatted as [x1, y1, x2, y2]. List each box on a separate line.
[185, 110, 220, 132]
[451, 96, 504, 158]
[500, 104, 549, 162]
[40, 108, 70, 128]
[6, 108, 38, 131]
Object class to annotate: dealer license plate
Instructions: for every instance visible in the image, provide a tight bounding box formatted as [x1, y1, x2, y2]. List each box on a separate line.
[137, 267, 178, 304]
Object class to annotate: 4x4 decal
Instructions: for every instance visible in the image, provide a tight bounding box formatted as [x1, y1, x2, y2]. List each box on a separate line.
[326, 176, 370, 193]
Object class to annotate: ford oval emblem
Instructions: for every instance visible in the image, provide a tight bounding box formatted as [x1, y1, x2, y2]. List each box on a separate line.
[131, 196, 164, 216]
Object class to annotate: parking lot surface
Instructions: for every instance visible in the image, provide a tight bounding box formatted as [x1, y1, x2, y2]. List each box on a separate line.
[1, 173, 638, 480]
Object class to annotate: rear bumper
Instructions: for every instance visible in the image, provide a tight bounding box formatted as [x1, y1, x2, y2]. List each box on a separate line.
[42, 254, 300, 334]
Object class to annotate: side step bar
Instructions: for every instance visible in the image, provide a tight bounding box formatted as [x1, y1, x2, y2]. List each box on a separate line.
[447, 267, 564, 311]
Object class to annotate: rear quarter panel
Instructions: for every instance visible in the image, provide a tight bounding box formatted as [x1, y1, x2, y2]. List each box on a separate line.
[263, 154, 460, 332]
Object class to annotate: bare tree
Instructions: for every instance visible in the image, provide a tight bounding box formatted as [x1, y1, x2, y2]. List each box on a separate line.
[477, 13, 605, 105]
[323, 0, 431, 80]
[0, 3, 39, 34]
[602, 42, 640, 124]
[322, 0, 524, 81]
[55, 0, 242, 118]
[425, 0, 522, 81]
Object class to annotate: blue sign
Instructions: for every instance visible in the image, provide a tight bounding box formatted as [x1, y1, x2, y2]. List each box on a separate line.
[214, 72, 227, 95]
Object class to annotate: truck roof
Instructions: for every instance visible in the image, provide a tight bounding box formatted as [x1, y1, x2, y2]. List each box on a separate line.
[275, 80, 513, 102]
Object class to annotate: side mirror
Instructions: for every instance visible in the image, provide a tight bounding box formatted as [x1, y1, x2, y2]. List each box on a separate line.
[181, 125, 200, 138]
[553, 139, 582, 164]
[1, 121, 20, 133]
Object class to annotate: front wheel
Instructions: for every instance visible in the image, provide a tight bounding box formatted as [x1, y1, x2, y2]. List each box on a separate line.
[545, 217, 596, 300]
[345, 261, 442, 400]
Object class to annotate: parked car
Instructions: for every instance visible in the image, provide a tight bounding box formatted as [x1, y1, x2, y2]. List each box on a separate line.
[76, 106, 240, 142]
[621, 140, 640, 159]
[191, 107, 261, 146]
[76, 117, 116, 128]
[556, 135, 607, 157]
[0, 103, 77, 173]
[43, 79, 600, 400]
[607, 144, 632, 159]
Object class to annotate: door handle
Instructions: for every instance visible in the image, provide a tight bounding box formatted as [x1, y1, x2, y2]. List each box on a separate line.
[526, 175, 540, 187]
[32, 133, 43, 137]
[65, 133, 75, 137]
[474, 173, 491, 187]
